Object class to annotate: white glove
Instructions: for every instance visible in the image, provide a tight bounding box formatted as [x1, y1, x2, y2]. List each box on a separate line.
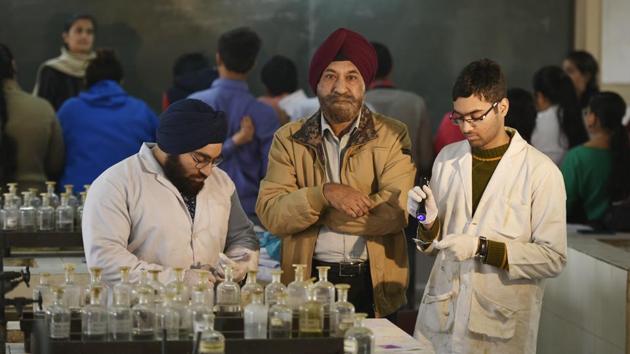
[407, 185, 438, 225]
[214, 248, 260, 283]
[435, 234, 479, 261]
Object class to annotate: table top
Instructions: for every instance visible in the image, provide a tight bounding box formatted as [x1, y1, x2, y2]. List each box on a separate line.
[365, 319, 434, 353]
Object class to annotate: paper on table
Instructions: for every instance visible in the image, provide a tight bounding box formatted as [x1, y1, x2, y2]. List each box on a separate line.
[364, 319, 435, 353]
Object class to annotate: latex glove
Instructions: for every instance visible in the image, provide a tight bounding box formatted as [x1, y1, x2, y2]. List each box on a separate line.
[407, 185, 438, 225]
[435, 234, 479, 261]
[214, 248, 260, 282]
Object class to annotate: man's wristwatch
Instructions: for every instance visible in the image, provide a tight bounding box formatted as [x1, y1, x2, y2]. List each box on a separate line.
[476, 236, 488, 262]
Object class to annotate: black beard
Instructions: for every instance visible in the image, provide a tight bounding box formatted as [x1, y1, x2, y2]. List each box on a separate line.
[319, 93, 362, 124]
[163, 155, 205, 197]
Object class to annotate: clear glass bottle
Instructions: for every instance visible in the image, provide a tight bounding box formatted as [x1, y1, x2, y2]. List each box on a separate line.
[64, 184, 79, 210]
[109, 276, 132, 341]
[214, 265, 241, 313]
[147, 269, 165, 308]
[6, 183, 21, 207]
[61, 263, 82, 315]
[265, 269, 287, 307]
[18, 191, 36, 231]
[268, 293, 292, 338]
[331, 284, 355, 337]
[131, 289, 156, 340]
[298, 285, 324, 337]
[84, 267, 110, 307]
[190, 275, 214, 335]
[33, 272, 52, 313]
[155, 294, 181, 341]
[28, 188, 42, 208]
[132, 270, 154, 307]
[192, 270, 214, 308]
[1, 192, 18, 231]
[82, 286, 108, 341]
[198, 314, 225, 354]
[37, 193, 55, 231]
[76, 191, 87, 229]
[171, 290, 192, 339]
[45, 181, 60, 208]
[113, 266, 133, 309]
[244, 289, 267, 339]
[240, 269, 264, 309]
[165, 267, 190, 303]
[56, 193, 74, 232]
[287, 264, 309, 313]
[343, 313, 374, 354]
[313, 266, 335, 313]
[46, 287, 70, 340]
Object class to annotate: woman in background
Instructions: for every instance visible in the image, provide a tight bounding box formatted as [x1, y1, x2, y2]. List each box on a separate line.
[531, 66, 588, 165]
[563, 50, 600, 112]
[561, 92, 630, 224]
[33, 14, 97, 110]
[505, 87, 537, 143]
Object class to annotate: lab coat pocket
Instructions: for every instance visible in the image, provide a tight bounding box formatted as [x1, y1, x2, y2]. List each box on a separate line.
[418, 291, 455, 333]
[493, 197, 530, 240]
[468, 289, 517, 339]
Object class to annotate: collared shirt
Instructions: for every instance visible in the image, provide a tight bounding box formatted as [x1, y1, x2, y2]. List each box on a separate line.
[82, 143, 258, 285]
[313, 113, 368, 263]
[189, 78, 280, 221]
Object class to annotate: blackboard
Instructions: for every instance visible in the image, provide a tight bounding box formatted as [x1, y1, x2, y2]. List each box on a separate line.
[0, 0, 573, 126]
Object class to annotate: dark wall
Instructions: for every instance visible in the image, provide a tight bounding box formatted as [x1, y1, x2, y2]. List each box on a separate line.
[0, 0, 573, 124]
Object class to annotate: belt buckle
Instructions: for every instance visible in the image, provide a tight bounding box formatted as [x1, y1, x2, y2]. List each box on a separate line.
[339, 259, 363, 277]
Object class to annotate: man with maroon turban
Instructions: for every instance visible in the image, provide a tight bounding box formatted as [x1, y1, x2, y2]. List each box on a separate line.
[256, 28, 415, 318]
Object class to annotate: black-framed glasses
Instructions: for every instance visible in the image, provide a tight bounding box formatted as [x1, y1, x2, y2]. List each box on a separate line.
[189, 152, 223, 169]
[449, 101, 499, 126]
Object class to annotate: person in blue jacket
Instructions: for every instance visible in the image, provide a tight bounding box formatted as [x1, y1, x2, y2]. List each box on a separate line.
[57, 49, 158, 192]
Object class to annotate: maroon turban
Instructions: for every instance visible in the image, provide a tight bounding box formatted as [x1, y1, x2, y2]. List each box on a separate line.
[308, 28, 377, 93]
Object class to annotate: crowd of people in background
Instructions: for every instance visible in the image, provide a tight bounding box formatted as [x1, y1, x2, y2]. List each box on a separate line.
[2, 13, 630, 233]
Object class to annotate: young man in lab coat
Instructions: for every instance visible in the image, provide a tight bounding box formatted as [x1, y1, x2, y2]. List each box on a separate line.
[408, 59, 567, 353]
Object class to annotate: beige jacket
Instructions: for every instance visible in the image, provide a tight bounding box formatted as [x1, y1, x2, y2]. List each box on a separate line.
[3, 79, 64, 189]
[256, 106, 416, 317]
[415, 130, 567, 353]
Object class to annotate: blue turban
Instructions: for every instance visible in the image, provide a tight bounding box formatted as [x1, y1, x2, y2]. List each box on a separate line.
[157, 99, 227, 154]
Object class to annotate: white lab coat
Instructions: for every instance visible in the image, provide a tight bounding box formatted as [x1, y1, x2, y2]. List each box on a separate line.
[414, 130, 567, 354]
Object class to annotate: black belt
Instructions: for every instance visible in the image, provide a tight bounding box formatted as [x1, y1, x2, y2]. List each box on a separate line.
[312, 259, 370, 277]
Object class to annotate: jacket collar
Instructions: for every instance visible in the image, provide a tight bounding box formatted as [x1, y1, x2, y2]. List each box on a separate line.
[292, 104, 378, 151]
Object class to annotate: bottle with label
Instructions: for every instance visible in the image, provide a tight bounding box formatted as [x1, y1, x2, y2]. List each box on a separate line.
[191, 270, 214, 335]
[84, 266, 110, 307]
[214, 265, 241, 313]
[244, 289, 267, 339]
[240, 269, 264, 309]
[61, 263, 82, 315]
[155, 294, 181, 341]
[1, 193, 18, 230]
[343, 313, 374, 354]
[331, 283, 355, 337]
[198, 314, 225, 354]
[33, 272, 52, 313]
[264, 269, 287, 307]
[46, 287, 70, 340]
[287, 264, 309, 313]
[55, 193, 74, 232]
[313, 266, 335, 313]
[109, 273, 132, 341]
[268, 292, 292, 338]
[131, 288, 156, 340]
[37, 193, 55, 231]
[82, 286, 108, 341]
[18, 191, 36, 231]
[298, 282, 324, 337]
[45, 181, 60, 208]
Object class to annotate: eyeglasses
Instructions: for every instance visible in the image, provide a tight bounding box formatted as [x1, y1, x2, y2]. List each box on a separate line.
[449, 101, 500, 126]
[189, 152, 223, 169]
